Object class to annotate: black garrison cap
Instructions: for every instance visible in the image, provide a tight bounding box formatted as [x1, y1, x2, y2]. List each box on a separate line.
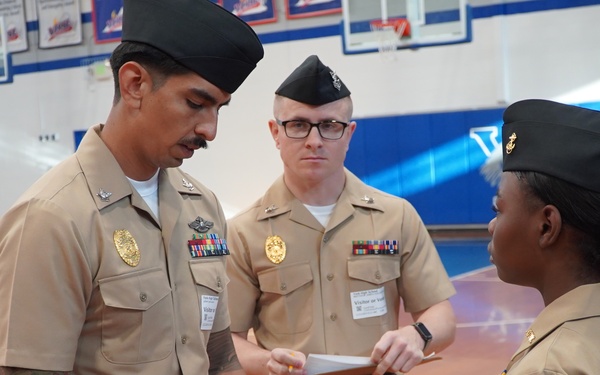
[275, 55, 351, 105]
[502, 99, 600, 192]
[122, 0, 264, 94]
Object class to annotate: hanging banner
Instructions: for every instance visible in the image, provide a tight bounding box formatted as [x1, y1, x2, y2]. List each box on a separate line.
[221, 0, 277, 26]
[285, 0, 341, 19]
[0, 16, 13, 83]
[91, 0, 122, 44]
[0, 0, 27, 52]
[36, 0, 82, 49]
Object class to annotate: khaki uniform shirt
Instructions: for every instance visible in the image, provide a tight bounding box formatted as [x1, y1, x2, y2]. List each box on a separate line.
[0, 125, 231, 374]
[226, 170, 455, 356]
[505, 283, 600, 375]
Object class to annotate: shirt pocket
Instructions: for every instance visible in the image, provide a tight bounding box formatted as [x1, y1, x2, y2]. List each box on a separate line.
[189, 258, 230, 332]
[257, 261, 313, 334]
[99, 267, 173, 364]
[347, 257, 401, 327]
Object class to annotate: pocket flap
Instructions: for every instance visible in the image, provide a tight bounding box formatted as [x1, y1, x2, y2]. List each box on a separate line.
[99, 268, 171, 311]
[257, 262, 313, 295]
[189, 258, 229, 293]
[348, 257, 400, 285]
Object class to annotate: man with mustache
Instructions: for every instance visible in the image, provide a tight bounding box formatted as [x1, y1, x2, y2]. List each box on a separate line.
[0, 0, 263, 374]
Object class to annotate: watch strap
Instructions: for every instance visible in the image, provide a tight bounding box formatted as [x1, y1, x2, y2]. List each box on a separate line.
[412, 322, 432, 350]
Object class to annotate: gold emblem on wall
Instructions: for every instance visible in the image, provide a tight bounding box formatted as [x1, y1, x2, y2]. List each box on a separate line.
[265, 235, 286, 264]
[114, 229, 141, 267]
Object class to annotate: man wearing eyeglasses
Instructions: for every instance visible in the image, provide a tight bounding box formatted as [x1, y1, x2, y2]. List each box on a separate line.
[226, 55, 456, 375]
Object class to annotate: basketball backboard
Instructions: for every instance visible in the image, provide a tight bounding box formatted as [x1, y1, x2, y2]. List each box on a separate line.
[341, 0, 472, 55]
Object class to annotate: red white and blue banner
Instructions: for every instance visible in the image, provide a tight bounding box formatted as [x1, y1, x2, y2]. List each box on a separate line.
[285, 0, 341, 19]
[36, 0, 82, 49]
[91, 0, 122, 44]
[221, 0, 277, 26]
[0, 0, 27, 52]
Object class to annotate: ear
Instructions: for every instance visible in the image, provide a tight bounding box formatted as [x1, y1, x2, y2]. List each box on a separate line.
[345, 121, 357, 151]
[118, 62, 152, 109]
[538, 204, 563, 248]
[268, 119, 281, 149]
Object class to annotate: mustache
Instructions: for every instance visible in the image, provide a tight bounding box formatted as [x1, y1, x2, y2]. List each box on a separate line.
[183, 137, 208, 149]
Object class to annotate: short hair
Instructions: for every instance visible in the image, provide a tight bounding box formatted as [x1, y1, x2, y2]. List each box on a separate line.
[515, 170, 600, 279]
[109, 41, 192, 104]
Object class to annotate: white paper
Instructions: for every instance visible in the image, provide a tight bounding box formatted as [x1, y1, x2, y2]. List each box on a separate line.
[304, 354, 374, 375]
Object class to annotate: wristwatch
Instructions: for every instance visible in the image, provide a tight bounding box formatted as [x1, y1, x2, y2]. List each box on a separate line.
[412, 322, 432, 350]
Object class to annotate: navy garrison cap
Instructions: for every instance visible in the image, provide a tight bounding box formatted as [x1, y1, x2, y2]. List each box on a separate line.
[275, 55, 351, 105]
[122, 0, 264, 94]
[502, 99, 600, 192]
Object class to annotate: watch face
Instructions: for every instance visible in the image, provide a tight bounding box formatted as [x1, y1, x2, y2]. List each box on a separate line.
[414, 322, 432, 342]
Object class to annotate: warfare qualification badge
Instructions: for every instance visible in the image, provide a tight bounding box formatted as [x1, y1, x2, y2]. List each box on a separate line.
[265, 235, 286, 264]
[113, 229, 141, 267]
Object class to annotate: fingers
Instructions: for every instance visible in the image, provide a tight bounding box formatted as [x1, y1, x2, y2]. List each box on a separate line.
[267, 348, 306, 375]
[371, 330, 424, 375]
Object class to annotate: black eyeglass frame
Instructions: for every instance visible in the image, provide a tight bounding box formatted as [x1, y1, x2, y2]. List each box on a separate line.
[276, 119, 349, 140]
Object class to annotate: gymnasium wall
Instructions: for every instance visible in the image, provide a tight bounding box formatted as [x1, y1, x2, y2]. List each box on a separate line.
[1, 0, 599, 226]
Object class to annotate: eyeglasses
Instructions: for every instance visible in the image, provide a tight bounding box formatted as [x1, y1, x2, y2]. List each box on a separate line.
[276, 119, 349, 140]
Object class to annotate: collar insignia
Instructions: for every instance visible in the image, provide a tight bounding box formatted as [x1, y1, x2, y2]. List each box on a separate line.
[97, 189, 112, 202]
[525, 329, 536, 344]
[182, 178, 194, 191]
[360, 195, 374, 204]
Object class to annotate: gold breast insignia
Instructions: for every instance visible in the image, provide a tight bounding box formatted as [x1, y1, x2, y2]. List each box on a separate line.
[113, 229, 141, 267]
[265, 235, 286, 264]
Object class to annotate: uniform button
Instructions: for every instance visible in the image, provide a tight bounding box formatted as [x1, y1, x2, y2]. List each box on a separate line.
[323, 236, 329, 242]
[280, 283, 287, 291]
[330, 313, 337, 321]
[327, 274, 334, 281]
[375, 271, 381, 280]
[181, 336, 188, 344]
[217, 276, 222, 288]
[139, 292, 147, 302]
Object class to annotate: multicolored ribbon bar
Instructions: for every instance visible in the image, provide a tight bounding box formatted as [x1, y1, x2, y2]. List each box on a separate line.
[188, 233, 230, 258]
[352, 240, 398, 255]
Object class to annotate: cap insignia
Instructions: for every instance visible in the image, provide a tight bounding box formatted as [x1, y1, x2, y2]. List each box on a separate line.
[330, 71, 341, 91]
[506, 132, 517, 154]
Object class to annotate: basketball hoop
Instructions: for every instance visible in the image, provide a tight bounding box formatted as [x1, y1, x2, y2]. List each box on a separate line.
[369, 18, 411, 57]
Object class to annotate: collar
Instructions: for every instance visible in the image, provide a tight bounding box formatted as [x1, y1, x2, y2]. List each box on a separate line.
[255, 168, 385, 221]
[511, 283, 600, 357]
[76, 125, 202, 212]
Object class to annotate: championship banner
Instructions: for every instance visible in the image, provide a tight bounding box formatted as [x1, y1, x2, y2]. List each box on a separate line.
[36, 0, 82, 49]
[0, 0, 27, 52]
[0, 16, 13, 83]
[285, 0, 341, 19]
[91, 0, 122, 44]
[221, 0, 277, 26]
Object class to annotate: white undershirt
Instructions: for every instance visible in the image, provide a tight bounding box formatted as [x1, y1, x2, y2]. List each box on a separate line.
[303, 203, 336, 227]
[128, 170, 160, 220]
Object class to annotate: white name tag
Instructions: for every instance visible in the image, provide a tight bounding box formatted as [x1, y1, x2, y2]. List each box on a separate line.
[200, 295, 219, 330]
[350, 286, 387, 320]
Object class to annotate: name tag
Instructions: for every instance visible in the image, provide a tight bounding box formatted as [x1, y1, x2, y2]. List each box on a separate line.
[350, 287, 387, 320]
[200, 295, 219, 330]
